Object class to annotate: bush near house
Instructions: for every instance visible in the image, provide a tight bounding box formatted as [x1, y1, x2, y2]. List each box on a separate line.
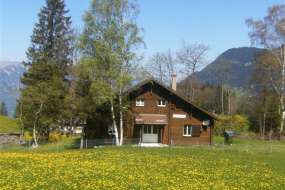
[215, 114, 250, 135]
[24, 132, 33, 142]
[48, 132, 66, 143]
[0, 115, 20, 133]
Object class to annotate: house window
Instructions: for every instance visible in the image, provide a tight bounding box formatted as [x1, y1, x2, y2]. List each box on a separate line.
[157, 99, 166, 107]
[144, 125, 152, 134]
[143, 125, 158, 134]
[136, 99, 144, 106]
[183, 125, 192, 137]
[152, 126, 158, 134]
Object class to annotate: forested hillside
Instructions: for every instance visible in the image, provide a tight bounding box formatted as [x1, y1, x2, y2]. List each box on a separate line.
[194, 47, 263, 88]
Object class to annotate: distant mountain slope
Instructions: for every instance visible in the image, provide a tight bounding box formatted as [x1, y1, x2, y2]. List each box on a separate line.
[194, 47, 263, 88]
[0, 62, 25, 117]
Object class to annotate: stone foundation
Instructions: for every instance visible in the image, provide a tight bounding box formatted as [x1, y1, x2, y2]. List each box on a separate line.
[0, 134, 20, 144]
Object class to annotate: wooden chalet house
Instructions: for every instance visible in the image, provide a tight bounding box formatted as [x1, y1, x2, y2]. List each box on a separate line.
[123, 75, 217, 145]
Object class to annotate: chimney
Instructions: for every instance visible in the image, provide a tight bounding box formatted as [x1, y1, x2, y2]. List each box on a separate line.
[171, 74, 177, 91]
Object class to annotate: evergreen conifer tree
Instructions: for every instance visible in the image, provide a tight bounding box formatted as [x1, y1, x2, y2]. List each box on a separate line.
[26, 0, 73, 72]
[0, 102, 8, 116]
[19, 0, 73, 146]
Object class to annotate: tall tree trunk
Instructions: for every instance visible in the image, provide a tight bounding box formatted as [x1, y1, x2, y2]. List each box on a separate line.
[263, 112, 266, 139]
[186, 77, 194, 101]
[259, 115, 262, 137]
[221, 85, 224, 115]
[32, 125, 38, 148]
[70, 117, 73, 132]
[279, 44, 285, 136]
[80, 126, 84, 149]
[228, 89, 231, 115]
[190, 70, 195, 101]
[19, 100, 24, 143]
[119, 87, 123, 146]
[110, 98, 119, 146]
[32, 102, 43, 148]
[280, 95, 284, 134]
[192, 87, 195, 102]
[80, 120, 86, 149]
[280, 45, 285, 134]
[187, 78, 191, 100]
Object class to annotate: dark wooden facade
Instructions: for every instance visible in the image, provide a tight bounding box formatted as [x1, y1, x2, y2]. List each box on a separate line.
[124, 79, 216, 145]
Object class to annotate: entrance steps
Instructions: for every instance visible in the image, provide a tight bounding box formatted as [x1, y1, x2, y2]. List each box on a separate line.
[137, 143, 168, 147]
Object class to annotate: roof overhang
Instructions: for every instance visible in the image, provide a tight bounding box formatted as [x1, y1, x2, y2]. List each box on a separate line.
[126, 79, 218, 120]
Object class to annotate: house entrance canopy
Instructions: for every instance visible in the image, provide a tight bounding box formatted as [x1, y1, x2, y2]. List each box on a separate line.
[135, 114, 168, 125]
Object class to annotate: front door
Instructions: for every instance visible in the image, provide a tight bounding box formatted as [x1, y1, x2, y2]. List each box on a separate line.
[142, 125, 159, 143]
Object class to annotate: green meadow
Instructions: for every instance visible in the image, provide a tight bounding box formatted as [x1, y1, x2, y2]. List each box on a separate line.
[0, 138, 284, 190]
[0, 116, 19, 133]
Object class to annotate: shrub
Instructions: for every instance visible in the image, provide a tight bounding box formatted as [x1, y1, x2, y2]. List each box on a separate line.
[24, 132, 33, 142]
[48, 132, 63, 143]
[215, 114, 250, 135]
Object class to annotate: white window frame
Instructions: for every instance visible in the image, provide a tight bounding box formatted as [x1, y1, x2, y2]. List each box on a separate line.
[136, 99, 145, 107]
[143, 125, 151, 134]
[183, 125, 192, 137]
[143, 125, 158, 134]
[157, 99, 166, 107]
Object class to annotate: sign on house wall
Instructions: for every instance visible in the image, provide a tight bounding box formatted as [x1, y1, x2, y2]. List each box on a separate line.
[173, 114, 186, 119]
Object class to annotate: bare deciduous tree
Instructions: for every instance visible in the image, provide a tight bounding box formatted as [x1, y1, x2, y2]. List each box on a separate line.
[177, 42, 209, 101]
[246, 4, 285, 134]
[147, 50, 177, 86]
[165, 50, 176, 84]
[147, 53, 167, 83]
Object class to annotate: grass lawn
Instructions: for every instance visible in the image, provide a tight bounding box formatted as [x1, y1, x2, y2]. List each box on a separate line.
[0, 115, 20, 133]
[0, 138, 285, 190]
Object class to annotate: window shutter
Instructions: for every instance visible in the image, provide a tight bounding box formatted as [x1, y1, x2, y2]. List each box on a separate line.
[191, 126, 201, 137]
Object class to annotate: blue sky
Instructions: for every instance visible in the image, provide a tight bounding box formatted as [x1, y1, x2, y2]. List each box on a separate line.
[0, 0, 284, 63]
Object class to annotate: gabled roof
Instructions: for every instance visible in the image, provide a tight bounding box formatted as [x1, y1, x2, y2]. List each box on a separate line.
[125, 78, 218, 120]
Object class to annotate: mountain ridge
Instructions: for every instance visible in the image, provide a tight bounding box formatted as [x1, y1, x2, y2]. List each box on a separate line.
[0, 47, 263, 116]
[193, 47, 263, 88]
[0, 61, 25, 117]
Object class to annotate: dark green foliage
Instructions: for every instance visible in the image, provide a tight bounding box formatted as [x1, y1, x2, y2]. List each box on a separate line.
[26, 0, 73, 74]
[0, 102, 8, 116]
[18, 0, 73, 142]
[62, 64, 98, 126]
[21, 63, 66, 137]
[246, 51, 281, 134]
[177, 81, 248, 115]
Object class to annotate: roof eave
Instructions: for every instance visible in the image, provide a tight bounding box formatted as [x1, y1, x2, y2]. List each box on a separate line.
[125, 79, 218, 120]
